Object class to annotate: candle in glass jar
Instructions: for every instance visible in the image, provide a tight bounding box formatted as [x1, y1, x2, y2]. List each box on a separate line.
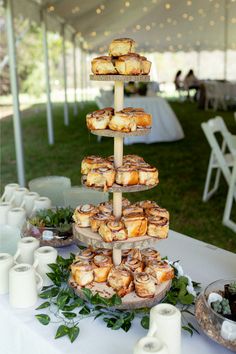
[148, 304, 181, 354]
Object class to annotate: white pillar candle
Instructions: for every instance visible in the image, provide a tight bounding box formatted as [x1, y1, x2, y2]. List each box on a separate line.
[134, 336, 169, 354]
[7, 207, 26, 229]
[0, 202, 12, 225]
[10, 187, 29, 207]
[31, 197, 52, 216]
[20, 192, 39, 217]
[148, 304, 181, 354]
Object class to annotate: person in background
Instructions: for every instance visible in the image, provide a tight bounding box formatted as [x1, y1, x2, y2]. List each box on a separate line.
[174, 70, 183, 90]
[184, 69, 200, 99]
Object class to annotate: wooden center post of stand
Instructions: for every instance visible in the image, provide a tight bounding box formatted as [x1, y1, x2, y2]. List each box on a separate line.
[113, 80, 124, 266]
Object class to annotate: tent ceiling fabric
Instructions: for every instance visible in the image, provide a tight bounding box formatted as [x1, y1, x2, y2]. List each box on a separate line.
[14, 0, 236, 52]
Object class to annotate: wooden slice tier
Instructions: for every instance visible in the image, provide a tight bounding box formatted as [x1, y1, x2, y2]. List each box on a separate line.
[90, 74, 150, 82]
[73, 224, 163, 250]
[81, 176, 158, 193]
[90, 128, 151, 138]
[69, 276, 171, 310]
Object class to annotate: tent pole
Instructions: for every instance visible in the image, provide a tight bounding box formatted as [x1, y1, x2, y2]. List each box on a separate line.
[41, 10, 54, 145]
[81, 50, 84, 102]
[62, 24, 69, 125]
[5, 0, 25, 186]
[73, 35, 78, 116]
[224, 0, 228, 80]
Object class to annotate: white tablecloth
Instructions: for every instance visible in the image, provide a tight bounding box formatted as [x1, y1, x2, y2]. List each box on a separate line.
[124, 97, 184, 144]
[1, 230, 236, 354]
[96, 94, 184, 144]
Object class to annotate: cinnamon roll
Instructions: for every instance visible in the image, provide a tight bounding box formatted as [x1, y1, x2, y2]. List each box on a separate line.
[122, 197, 131, 208]
[76, 247, 95, 262]
[73, 204, 98, 227]
[122, 248, 142, 261]
[140, 56, 152, 75]
[107, 266, 133, 297]
[115, 54, 142, 75]
[147, 217, 169, 239]
[86, 167, 116, 190]
[81, 155, 113, 175]
[98, 200, 113, 215]
[95, 248, 112, 257]
[134, 272, 156, 298]
[141, 248, 161, 263]
[71, 260, 94, 286]
[145, 206, 169, 220]
[122, 213, 147, 238]
[145, 260, 174, 284]
[99, 220, 127, 242]
[90, 213, 115, 233]
[123, 258, 144, 273]
[116, 166, 139, 186]
[109, 112, 136, 132]
[93, 255, 113, 283]
[123, 154, 145, 164]
[121, 108, 152, 128]
[109, 38, 136, 57]
[91, 56, 117, 75]
[138, 166, 159, 186]
[136, 200, 158, 210]
[86, 108, 114, 130]
[122, 205, 144, 216]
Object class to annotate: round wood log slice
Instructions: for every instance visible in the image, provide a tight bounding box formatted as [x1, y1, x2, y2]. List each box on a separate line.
[81, 176, 158, 193]
[69, 276, 171, 309]
[73, 224, 163, 250]
[90, 74, 150, 82]
[90, 128, 151, 138]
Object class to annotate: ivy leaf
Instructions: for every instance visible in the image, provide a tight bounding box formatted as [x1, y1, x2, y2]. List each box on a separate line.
[62, 298, 84, 311]
[36, 302, 50, 310]
[47, 263, 60, 274]
[62, 312, 77, 319]
[39, 287, 59, 299]
[187, 322, 200, 335]
[35, 314, 50, 325]
[68, 326, 80, 343]
[55, 325, 69, 339]
[57, 293, 69, 309]
[82, 288, 93, 301]
[182, 326, 193, 336]
[79, 306, 90, 315]
[110, 294, 122, 306]
[112, 318, 124, 330]
[104, 317, 117, 328]
[94, 312, 104, 320]
[46, 272, 61, 286]
[121, 321, 132, 332]
[141, 316, 150, 329]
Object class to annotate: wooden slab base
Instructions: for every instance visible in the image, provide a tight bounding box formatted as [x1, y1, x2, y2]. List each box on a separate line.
[81, 176, 158, 193]
[91, 128, 151, 138]
[90, 74, 150, 82]
[73, 224, 164, 250]
[69, 276, 171, 309]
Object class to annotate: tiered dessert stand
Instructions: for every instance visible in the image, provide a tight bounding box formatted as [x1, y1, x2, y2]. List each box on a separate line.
[72, 74, 171, 309]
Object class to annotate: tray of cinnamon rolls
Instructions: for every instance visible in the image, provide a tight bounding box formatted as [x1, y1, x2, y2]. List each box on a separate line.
[69, 247, 174, 309]
[86, 107, 152, 135]
[72, 198, 169, 246]
[81, 155, 158, 192]
[91, 38, 151, 77]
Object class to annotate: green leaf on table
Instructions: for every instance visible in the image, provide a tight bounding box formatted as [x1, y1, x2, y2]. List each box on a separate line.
[112, 318, 124, 330]
[103, 317, 117, 328]
[178, 293, 194, 305]
[79, 305, 90, 315]
[82, 288, 93, 301]
[48, 263, 60, 274]
[36, 301, 50, 310]
[57, 293, 69, 309]
[110, 294, 122, 306]
[35, 314, 51, 325]
[62, 311, 77, 319]
[141, 316, 150, 329]
[187, 322, 200, 335]
[62, 298, 84, 311]
[39, 287, 59, 299]
[94, 312, 104, 320]
[121, 321, 132, 332]
[46, 272, 62, 286]
[55, 325, 69, 339]
[68, 326, 80, 343]
[182, 326, 193, 336]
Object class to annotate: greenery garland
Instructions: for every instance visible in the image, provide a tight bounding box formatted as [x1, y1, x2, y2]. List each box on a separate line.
[35, 253, 200, 343]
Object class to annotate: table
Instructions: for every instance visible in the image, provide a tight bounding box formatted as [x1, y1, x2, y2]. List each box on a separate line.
[96, 94, 185, 144]
[1, 230, 235, 354]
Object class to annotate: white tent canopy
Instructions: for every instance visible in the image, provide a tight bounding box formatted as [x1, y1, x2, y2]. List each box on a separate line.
[13, 0, 236, 53]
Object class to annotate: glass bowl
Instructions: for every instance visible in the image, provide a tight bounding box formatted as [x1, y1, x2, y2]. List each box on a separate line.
[195, 279, 236, 351]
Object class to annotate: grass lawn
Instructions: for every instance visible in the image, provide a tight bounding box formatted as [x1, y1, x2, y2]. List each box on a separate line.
[1, 100, 236, 253]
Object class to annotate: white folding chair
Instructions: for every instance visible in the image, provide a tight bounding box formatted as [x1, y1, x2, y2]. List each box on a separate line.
[201, 117, 236, 232]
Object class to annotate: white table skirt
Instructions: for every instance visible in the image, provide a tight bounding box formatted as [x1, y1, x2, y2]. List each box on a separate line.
[1, 230, 235, 354]
[96, 94, 184, 144]
[123, 97, 184, 144]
